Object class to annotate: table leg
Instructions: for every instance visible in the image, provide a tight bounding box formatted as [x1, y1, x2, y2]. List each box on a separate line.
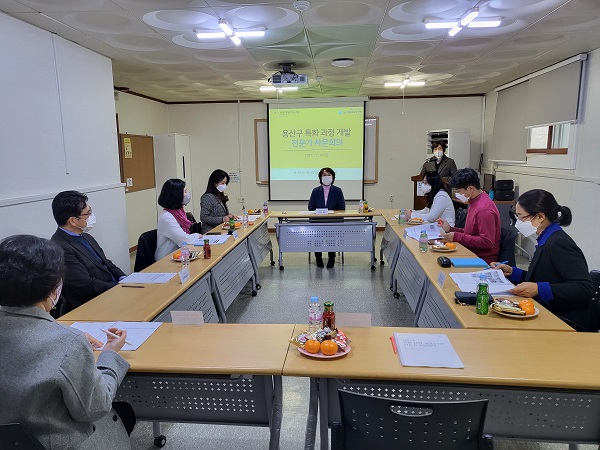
[319, 378, 329, 450]
[304, 377, 319, 450]
[269, 375, 283, 450]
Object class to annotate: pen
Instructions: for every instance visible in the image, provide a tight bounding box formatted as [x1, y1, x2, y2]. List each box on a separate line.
[490, 261, 509, 268]
[100, 328, 133, 347]
[121, 285, 145, 288]
[389, 336, 397, 354]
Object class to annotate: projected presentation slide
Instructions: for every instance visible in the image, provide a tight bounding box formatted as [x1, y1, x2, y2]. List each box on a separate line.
[268, 104, 365, 201]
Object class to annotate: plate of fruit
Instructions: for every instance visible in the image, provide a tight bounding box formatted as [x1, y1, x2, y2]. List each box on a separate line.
[171, 250, 203, 262]
[290, 328, 351, 359]
[491, 298, 538, 319]
[431, 242, 457, 252]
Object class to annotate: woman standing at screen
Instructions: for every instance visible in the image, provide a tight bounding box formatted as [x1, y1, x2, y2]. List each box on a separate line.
[420, 141, 457, 191]
[308, 167, 346, 268]
[405, 171, 455, 226]
[200, 169, 236, 234]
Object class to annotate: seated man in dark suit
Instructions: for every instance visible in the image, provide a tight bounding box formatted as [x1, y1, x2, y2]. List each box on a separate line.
[51, 191, 125, 312]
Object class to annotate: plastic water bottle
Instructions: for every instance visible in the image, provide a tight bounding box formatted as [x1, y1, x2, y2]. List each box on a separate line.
[399, 208, 406, 225]
[263, 201, 269, 216]
[180, 242, 190, 267]
[358, 200, 364, 214]
[242, 207, 249, 228]
[419, 230, 428, 253]
[476, 274, 489, 315]
[308, 296, 323, 333]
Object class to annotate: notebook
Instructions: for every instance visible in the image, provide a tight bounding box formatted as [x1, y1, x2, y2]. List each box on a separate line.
[449, 257, 489, 268]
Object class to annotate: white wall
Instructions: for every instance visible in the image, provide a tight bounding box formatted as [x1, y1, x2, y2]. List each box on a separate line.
[0, 12, 130, 273]
[484, 48, 600, 269]
[114, 93, 169, 248]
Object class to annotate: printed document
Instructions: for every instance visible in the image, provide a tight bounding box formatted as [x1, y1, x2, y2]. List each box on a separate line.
[393, 333, 464, 368]
[192, 235, 231, 245]
[119, 272, 177, 284]
[405, 222, 443, 240]
[70, 321, 162, 351]
[450, 268, 514, 294]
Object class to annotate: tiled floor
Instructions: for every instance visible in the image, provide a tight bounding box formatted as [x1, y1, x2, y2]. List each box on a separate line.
[128, 234, 596, 450]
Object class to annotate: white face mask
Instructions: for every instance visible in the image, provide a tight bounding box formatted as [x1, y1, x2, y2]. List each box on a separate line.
[216, 184, 227, 193]
[78, 212, 96, 233]
[51, 283, 62, 310]
[321, 176, 333, 186]
[455, 192, 469, 203]
[434, 150, 444, 160]
[515, 218, 538, 237]
[183, 192, 191, 205]
[421, 184, 432, 194]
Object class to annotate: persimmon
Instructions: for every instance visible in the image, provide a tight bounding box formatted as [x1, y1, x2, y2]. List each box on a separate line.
[304, 339, 321, 354]
[446, 242, 457, 249]
[320, 340, 339, 356]
[518, 300, 535, 315]
[173, 250, 182, 259]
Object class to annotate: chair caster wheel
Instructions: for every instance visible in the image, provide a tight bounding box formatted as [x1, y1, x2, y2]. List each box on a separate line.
[256, 284, 262, 290]
[271, 261, 276, 266]
[279, 266, 284, 270]
[393, 292, 400, 299]
[390, 286, 393, 291]
[371, 265, 376, 270]
[380, 260, 385, 266]
[154, 435, 166, 447]
[252, 290, 257, 296]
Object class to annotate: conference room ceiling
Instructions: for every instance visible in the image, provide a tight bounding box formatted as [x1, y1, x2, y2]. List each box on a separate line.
[2, 0, 600, 103]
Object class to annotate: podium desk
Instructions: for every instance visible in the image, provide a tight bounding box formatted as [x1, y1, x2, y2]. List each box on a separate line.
[117, 323, 294, 450]
[270, 210, 380, 271]
[283, 325, 600, 450]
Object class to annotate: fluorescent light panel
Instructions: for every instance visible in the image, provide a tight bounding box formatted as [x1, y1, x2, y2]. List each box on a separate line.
[460, 8, 479, 26]
[196, 31, 226, 38]
[230, 34, 241, 45]
[425, 20, 458, 29]
[448, 25, 462, 36]
[260, 86, 298, 91]
[218, 19, 234, 36]
[468, 19, 501, 28]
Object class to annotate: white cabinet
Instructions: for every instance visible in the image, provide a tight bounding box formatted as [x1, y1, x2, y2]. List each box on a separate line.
[426, 129, 471, 170]
[153, 133, 193, 215]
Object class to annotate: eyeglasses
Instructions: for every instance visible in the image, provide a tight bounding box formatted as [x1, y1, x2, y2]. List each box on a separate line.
[77, 208, 92, 219]
[514, 213, 532, 221]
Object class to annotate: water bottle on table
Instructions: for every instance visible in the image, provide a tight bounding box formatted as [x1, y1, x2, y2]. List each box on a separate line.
[308, 296, 322, 334]
[476, 274, 489, 315]
[399, 208, 406, 225]
[419, 230, 428, 253]
[180, 242, 190, 267]
[263, 201, 269, 216]
[242, 206, 249, 228]
[358, 200, 364, 214]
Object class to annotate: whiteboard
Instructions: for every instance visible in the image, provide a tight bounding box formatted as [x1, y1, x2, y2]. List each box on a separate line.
[254, 116, 379, 185]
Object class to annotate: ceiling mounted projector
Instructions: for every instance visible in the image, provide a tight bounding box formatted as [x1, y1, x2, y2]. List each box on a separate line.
[270, 63, 308, 87]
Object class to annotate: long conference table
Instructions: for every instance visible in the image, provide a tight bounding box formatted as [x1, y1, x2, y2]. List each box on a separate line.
[59, 209, 600, 450]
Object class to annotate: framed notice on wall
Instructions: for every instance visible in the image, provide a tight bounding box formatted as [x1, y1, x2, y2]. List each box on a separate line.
[118, 134, 155, 193]
[254, 116, 379, 185]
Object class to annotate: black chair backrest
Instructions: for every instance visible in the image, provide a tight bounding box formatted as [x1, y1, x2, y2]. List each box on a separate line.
[499, 226, 518, 266]
[134, 229, 158, 272]
[590, 270, 600, 331]
[0, 423, 46, 450]
[333, 391, 490, 450]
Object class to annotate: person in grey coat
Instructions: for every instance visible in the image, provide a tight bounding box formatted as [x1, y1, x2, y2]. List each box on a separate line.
[0, 235, 133, 450]
[200, 169, 236, 234]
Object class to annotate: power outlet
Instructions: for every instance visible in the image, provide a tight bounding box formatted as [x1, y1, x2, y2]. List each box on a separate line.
[237, 197, 245, 203]
[389, 195, 394, 203]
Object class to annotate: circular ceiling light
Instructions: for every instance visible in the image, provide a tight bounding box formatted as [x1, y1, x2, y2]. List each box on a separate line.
[293, 0, 310, 12]
[332, 58, 354, 68]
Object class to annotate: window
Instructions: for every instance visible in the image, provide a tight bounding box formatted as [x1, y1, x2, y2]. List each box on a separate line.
[526, 123, 570, 155]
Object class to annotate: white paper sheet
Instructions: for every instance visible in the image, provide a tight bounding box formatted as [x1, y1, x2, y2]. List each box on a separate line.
[247, 214, 261, 221]
[119, 272, 177, 284]
[404, 222, 443, 240]
[192, 235, 231, 245]
[70, 321, 162, 351]
[449, 269, 514, 294]
[297, 210, 334, 215]
[394, 333, 464, 368]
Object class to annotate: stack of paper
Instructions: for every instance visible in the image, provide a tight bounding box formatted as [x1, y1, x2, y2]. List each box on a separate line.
[70, 321, 162, 351]
[192, 235, 231, 245]
[404, 223, 443, 241]
[449, 269, 514, 294]
[393, 333, 464, 368]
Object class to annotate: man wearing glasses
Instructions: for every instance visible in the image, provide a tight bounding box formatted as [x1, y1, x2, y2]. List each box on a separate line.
[51, 191, 125, 314]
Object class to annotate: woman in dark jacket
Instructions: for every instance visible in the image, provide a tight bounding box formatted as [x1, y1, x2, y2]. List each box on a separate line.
[200, 169, 236, 234]
[492, 189, 596, 331]
[308, 167, 346, 268]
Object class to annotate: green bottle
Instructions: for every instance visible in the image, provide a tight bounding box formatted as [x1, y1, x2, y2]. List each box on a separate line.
[476, 274, 489, 315]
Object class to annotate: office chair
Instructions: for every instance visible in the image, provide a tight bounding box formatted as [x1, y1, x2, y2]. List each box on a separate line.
[590, 270, 600, 331]
[133, 229, 157, 272]
[498, 226, 518, 267]
[331, 391, 493, 450]
[0, 423, 46, 450]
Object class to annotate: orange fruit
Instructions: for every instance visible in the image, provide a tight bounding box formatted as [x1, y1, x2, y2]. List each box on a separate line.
[518, 300, 535, 316]
[304, 340, 321, 354]
[321, 340, 338, 356]
[446, 242, 457, 249]
[173, 250, 182, 259]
